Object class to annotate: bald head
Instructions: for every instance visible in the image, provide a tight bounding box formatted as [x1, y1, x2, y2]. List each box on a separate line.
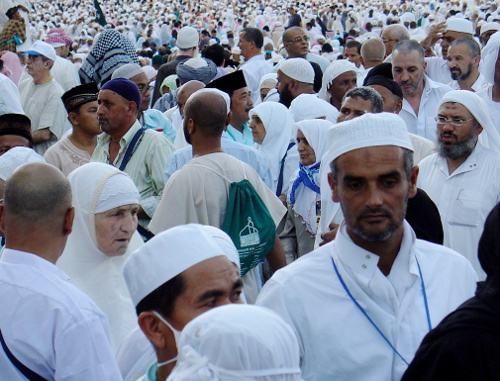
[4, 163, 71, 225]
[361, 39, 386, 67]
[177, 80, 206, 117]
[184, 91, 228, 137]
[381, 24, 410, 56]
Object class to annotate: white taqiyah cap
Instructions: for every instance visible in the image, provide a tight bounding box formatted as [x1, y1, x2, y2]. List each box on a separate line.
[481, 22, 500, 36]
[446, 17, 474, 34]
[123, 224, 236, 306]
[327, 112, 413, 162]
[177, 26, 200, 49]
[278, 58, 315, 84]
[0, 147, 45, 181]
[111, 63, 145, 80]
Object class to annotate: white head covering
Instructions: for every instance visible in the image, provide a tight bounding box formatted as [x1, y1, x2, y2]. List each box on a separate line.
[480, 22, 500, 36]
[123, 224, 234, 307]
[446, 17, 474, 34]
[259, 73, 277, 90]
[289, 93, 339, 123]
[56, 162, 143, 353]
[318, 60, 357, 104]
[438, 90, 500, 153]
[111, 63, 145, 79]
[289, 119, 331, 234]
[167, 304, 302, 381]
[278, 58, 315, 84]
[0, 147, 45, 181]
[249, 102, 294, 192]
[479, 31, 500, 85]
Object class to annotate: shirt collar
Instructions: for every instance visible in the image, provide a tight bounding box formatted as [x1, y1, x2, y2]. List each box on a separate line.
[96, 119, 141, 153]
[1, 248, 70, 281]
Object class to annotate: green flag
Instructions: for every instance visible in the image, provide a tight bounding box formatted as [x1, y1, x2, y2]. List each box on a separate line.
[94, 0, 106, 27]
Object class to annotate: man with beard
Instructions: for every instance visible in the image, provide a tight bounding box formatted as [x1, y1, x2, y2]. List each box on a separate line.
[392, 40, 451, 141]
[447, 38, 485, 91]
[258, 112, 477, 381]
[418, 90, 500, 281]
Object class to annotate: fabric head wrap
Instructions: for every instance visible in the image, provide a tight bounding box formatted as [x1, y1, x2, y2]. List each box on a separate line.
[259, 73, 277, 90]
[45, 28, 72, 47]
[249, 102, 294, 190]
[289, 93, 339, 123]
[111, 63, 145, 80]
[101, 78, 142, 110]
[0, 52, 23, 85]
[169, 304, 302, 381]
[318, 60, 357, 103]
[61, 82, 98, 113]
[58, 162, 143, 352]
[438, 90, 500, 153]
[95, 173, 140, 213]
[123, 224, 233, 307]
[479, 31, 500, 85]
[0, 147, 44, 181]
[0, 113, 33, 145]
[278, 58, 314, 84]
[161, 75, 178, 94]
[176, 58, 217, 85]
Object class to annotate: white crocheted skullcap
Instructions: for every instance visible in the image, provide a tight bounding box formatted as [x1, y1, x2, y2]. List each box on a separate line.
[481, 22, 500, 35]
[0, 147, 45, 181]
[278, 58, 315, 84]
[95, 172, 140, 213]
[446, 17, 474, 34]
[111, 63, 145, 80]
[328, 112, 413, 163]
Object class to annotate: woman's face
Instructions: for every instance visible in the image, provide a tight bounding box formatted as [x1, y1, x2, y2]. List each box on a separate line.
[297, 129, 316, 166]
[95, 203, 139, 256]
[249, 114, 266, 144]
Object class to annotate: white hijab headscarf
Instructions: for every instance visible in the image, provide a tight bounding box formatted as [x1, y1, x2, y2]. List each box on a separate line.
[479, 31, 500, 85]
[439, 90, 500, 153]
[318, 60, 357, 105]
[167, 304, 302, 381]
[56, 162, 144, 353]
[249, 102, 294, 191]
[288, 119, 331, 234]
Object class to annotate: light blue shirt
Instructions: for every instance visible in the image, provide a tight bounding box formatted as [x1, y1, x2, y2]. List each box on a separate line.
[142, 109, 177, 143]
[224, 123, 254, 146]
[164, 135, 274, 189]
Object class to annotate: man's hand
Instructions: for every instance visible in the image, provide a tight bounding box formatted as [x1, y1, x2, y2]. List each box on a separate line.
[32, 128, 52, 144]
[420, 21, 446, 50]
[319, 223, 339, 246]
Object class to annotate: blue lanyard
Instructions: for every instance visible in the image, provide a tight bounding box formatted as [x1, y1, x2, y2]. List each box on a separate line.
[331, 255, 432, 366]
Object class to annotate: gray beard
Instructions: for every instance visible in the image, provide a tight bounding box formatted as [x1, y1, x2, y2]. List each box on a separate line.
[437, 136, 477, 160]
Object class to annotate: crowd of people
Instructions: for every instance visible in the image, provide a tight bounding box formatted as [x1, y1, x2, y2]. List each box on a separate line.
[0, 0, 500, 379]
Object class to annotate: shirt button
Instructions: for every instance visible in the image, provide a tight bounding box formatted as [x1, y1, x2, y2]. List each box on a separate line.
[366, 254, 371, 259]
[362, 264, 367, 269]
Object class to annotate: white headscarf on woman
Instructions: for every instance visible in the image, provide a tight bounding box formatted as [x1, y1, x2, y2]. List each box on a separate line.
[318, 60, 357, 105]
[56, 162, 143, 353]
[439, 90, 500, 153]
[249, 102, 295, 192]
[167, 304, 302, 381]
[287, 120, 331, 234]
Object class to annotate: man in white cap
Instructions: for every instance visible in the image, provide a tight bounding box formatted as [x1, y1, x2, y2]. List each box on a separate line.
[477, 32, 500, 134]
[418, 90, 500, 280]
[392, 40, 451, 140]
[447, 38, 485, 91]
[122, 224, 244, 381]
[19, 40, 69, 155]
[421, 17, 475, 84]
[479, 22, 500, 47]
[318, 59, 358, 112]
[152, 26, 199, 104]
[112, 63, 177, 143]
[257, 112, 477, 381]
[277, 58, 338, 122]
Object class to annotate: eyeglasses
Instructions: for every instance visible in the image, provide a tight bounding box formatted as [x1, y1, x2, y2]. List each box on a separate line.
[286, 36, 310, 43]
[27, 55, 41, 62]
[137, 85, 154, 94]
[434, 116, 475, 126]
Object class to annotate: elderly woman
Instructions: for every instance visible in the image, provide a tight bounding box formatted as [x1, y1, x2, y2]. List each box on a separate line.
[167, 304, 302, 381]
[280, 119, 330, 261]
[248, 102, 298, 197]
[56, 162, 143, 352]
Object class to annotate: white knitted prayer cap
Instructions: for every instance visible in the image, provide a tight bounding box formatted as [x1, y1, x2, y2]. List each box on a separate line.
[123, 224, 237, 307]
[111, 63, 145, 80]
[328, 112, 413, 163]
[446, 17, 474, 34]
[278, 58, 315, 84]
[0, 147, 45, 181]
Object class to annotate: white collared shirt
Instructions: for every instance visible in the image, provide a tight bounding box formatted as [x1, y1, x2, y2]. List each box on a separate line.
[399, 75, 452, 140]
[417, 144, 500, 280]
[0, 249, 122, 380]
[448, 73, 486, 92]
[257, 221, 476, 381]
[241, 54, 272, 105]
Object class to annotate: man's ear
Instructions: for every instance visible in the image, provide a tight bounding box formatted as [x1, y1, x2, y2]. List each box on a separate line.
[138, 312, 169, 349]
[328, 172, 340, 203]
[408, 166, 419, 199]
[63, 207, 75, 236]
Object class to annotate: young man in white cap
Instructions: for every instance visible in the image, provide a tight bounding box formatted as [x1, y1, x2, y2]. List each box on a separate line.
[418, 90, 500, 280]
[122, 224, 244, 381]
[318, 59, 358, 112]
[421, 17, 475, 84]
[257, 112, 477, 381]
[277, 58, 338, 123]
[19, 40, 69, 155]
[152, 26, 199, 104]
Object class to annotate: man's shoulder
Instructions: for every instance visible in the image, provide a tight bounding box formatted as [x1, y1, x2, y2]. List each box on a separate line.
[414, 238, 475, 271]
